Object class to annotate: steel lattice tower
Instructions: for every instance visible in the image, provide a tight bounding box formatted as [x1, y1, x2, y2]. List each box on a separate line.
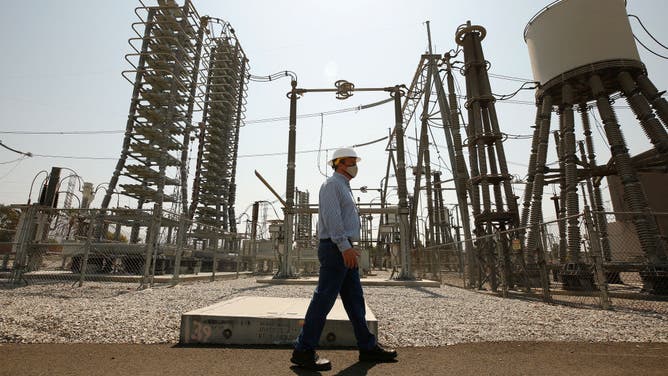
[101, 0, 205, 244]
[190, 20, 248, 236]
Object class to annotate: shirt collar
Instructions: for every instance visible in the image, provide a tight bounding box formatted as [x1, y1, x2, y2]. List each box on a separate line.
[333, 171, 350, 186]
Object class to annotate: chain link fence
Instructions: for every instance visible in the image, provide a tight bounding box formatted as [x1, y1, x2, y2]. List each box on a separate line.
[0, 205, 253, 288]
[408, 209, 668, 311]
[3, 204, 666, 314]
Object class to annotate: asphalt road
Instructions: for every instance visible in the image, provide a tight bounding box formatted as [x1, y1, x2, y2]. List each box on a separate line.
[1, 342, 667, 376]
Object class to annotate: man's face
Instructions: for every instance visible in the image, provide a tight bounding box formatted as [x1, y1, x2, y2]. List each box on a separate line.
[336, 157, 358, 179]
[341, 157, 357, 169]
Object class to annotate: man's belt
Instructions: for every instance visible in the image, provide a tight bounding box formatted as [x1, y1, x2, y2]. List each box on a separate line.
[320, 238, 355, 244]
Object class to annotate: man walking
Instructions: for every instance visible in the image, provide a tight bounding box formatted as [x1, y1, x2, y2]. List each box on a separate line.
[291, 148, 397, 371]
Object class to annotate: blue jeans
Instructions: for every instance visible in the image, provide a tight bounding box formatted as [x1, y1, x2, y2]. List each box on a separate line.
[294, 239, 377, 351]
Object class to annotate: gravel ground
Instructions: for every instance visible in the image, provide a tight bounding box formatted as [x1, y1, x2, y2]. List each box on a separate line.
[1, 275, 667, 346]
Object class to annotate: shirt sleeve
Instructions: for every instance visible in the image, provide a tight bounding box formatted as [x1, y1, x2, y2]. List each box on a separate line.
[319, 182, 352, 253]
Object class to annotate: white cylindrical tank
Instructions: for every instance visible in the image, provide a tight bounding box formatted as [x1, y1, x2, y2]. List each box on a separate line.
[524, 0, 640, 85]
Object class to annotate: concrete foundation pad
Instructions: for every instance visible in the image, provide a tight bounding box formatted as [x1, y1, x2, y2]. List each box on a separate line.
[256, 276, 441, 287]
[180, 296, 377, 347]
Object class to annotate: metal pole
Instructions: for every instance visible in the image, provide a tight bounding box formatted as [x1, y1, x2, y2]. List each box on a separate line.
[278, 80, 298, 278]
[393, 86, 412, 280]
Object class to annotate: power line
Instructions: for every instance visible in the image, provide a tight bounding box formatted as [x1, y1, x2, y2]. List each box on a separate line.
[1, 98, 394, 135]
[0, 156, 27, 165]
[0, 156, 27, 180]
[244, 97, 392, 125]
[28, 133, 390, 161]
[629, 14, 668, 50]
[31, 153, 116, 160]
[0, 130, 123, 135]
[0, 140, 32, 157]
[248, 70, 297, 83]
[493, 81, 539, 101]
[633, 35, 668, 60]
[488, 72, 533, 82]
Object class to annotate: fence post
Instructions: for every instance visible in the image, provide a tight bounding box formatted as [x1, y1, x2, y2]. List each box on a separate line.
[171, 215, 186, 286]
[536, 226, 552, 302]
[495, 232, 509, 298]
[584, 206, 611, 309]
[433, 245, 441, 284]
[457, 238, 466, 288]
[78, 211, 96, 287]
[211, 232, 218, 282]
[235, 237, 241, 279]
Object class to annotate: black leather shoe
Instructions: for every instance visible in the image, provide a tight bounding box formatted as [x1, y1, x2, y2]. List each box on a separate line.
[291, 349, 332, 371]
[359, 344, 398, 362]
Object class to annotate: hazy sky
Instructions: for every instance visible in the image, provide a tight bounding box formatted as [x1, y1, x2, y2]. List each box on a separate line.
[1, 0, 667, 227]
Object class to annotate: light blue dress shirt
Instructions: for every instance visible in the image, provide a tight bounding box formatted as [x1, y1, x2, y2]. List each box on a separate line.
[317, 172, 360, 252]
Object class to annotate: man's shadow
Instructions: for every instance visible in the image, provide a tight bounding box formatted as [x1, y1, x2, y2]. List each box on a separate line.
[290, 360, 397, 376]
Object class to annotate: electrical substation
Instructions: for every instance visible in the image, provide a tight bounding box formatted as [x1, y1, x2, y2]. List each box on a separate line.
[2, 0, 668, 345]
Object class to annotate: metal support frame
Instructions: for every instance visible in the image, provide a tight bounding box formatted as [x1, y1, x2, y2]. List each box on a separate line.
[523, 60, 668, 293]
[97, 1, 250, 287]
[190, 18, 249, 242]
[278, 81, 410, 279]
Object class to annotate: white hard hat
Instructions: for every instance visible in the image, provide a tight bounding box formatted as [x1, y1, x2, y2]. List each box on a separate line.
[329, 147, 361, 167]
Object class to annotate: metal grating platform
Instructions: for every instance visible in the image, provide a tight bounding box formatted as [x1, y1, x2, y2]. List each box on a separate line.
[180, 296, 377, 346]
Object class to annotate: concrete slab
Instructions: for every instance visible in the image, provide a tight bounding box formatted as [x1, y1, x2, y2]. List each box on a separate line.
[179, 296, 377, 347]
[256, 276, 441, 287]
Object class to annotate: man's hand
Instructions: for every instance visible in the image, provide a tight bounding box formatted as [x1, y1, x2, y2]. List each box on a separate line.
[342, 248, 360, 269]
